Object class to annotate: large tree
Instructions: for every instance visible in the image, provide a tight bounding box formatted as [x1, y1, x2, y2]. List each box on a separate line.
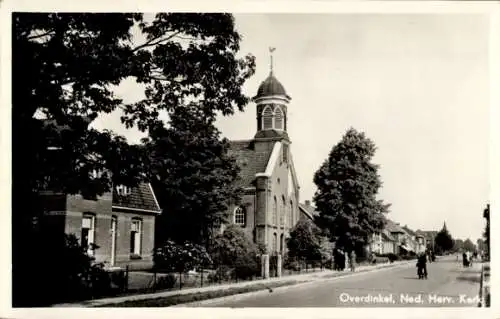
[453, 238, 464, 252]
[145, 105, 242, 246]
[462, 238, 476, 252]
[13, 13, 254, 306]
[313, 128, 390, 254]
[434, 222, 454, 253]
[477, 238, 486, 252]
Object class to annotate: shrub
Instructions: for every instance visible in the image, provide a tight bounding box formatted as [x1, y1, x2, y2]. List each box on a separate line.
[286, 219, 324, 261]
[207, 265, 232, 283]
[154, 240, 212, 274]
[210, 225, 261, 280]
[154, 274, 177, 290]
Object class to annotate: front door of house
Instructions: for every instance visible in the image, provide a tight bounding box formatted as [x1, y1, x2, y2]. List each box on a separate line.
[110, 216, 117, 266]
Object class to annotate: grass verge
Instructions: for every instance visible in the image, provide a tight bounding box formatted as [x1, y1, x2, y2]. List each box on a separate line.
[95, 280, 304, 307]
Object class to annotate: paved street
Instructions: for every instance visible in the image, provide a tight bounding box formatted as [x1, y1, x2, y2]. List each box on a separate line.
[202, 256, 482, 307]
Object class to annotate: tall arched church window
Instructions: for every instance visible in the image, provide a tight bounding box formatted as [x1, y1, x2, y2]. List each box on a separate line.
[273, 233, 278, 253]
[274, 106, 284, 130]
[289, 201, 294, 228]
[273, 196, 278, 225]
[280, 196, 285, 226]
[280, 234, 284, 253]
[234, 206, 246, 227]
[262, 105, 274, 130]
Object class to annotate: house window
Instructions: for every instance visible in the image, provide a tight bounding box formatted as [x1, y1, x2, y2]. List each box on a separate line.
[262, 105, 274, 130]
[274, 106, 284, 130]
[81, 214, 95, 255]
[130, 219, 142, 255]
[234, 206, 246, 227]
[273, 196, 278, 225]
[116, 185, 131, 196]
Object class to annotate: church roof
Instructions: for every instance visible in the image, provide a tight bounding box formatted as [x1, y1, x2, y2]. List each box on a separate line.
[112, 183, 161, 213]
[228, 140, 273, 188]
[254, 73, 291, 100]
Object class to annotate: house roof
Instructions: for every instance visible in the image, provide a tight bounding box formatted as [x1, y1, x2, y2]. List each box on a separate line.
[228, 140, 274, 188]
[416, 230, 438, 238]
[112, 183, 161, 213]
[381, 231, 396, 241]
[385, 219, 405, 233]
[298, 202, 319, 220]
[402, 225, 417, 236]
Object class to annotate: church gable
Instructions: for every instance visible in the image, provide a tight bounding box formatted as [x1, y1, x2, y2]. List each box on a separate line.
[228, 140, 274, 188]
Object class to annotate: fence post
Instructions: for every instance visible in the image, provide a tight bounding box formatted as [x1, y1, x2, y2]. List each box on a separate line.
[200, 265, 204, 288]
[153, 269, 157, 292]
[179, 271, 182, 290]
[125, 266, 129, 292]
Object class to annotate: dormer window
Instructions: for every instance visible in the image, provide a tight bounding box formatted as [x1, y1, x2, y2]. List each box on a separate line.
[116, 184, 131, 196]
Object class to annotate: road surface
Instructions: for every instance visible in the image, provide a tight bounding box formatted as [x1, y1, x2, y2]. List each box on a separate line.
[202, 256, 482, 307]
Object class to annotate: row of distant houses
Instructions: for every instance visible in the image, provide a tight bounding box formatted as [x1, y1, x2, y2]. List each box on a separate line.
[299, 200, 437, 256]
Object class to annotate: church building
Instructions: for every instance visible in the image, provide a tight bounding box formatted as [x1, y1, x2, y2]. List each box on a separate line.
[223, 59, 301, 255]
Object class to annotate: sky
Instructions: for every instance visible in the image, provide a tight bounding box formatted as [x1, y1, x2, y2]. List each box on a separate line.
[92, 13, 490, 241]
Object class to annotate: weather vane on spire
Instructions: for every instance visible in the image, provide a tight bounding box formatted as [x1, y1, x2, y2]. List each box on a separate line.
[269, 47, 276, 75]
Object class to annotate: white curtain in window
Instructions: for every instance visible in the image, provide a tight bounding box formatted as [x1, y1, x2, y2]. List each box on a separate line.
[131, 220, 142, 254]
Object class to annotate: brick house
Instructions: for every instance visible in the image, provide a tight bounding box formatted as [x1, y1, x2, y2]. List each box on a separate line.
[219, 67, 301, 255]
[38, 183, 161, 270]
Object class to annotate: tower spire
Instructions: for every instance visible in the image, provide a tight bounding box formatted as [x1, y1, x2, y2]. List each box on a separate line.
[269, 47, 276, 75]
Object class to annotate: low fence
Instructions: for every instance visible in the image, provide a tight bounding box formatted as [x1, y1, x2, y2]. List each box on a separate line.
[62, 254, 403, 303]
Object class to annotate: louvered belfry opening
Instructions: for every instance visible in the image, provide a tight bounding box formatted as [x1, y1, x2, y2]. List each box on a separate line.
[274, 106, 284, 130]
[262, 105, 274, 130]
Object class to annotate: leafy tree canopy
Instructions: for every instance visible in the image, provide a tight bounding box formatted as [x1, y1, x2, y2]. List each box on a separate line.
[209, 225, 262, 279]
[14, 12, 255, 198]
[146, 106, 242, 245]
[13, 12, 255, 306]
[286, 219, 326, 261]
[313, 128, 390, 252]
[434, 222, 454, 253]
[462, 238, 476, 252]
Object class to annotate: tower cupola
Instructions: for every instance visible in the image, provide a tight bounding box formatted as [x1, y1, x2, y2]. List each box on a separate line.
[253, 47, 291, 139]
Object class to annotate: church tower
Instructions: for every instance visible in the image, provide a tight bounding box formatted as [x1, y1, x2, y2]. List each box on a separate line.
[253, 48, 291, 142]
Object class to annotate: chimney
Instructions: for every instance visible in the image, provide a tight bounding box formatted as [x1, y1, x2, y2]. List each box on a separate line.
[305, 200, 311, 207]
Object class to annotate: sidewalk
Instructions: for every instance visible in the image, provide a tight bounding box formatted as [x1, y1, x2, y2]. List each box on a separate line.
[54, 260, 413, 307]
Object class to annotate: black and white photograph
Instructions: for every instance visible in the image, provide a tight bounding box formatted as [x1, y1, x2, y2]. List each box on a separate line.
[2, 1, 498, 315]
